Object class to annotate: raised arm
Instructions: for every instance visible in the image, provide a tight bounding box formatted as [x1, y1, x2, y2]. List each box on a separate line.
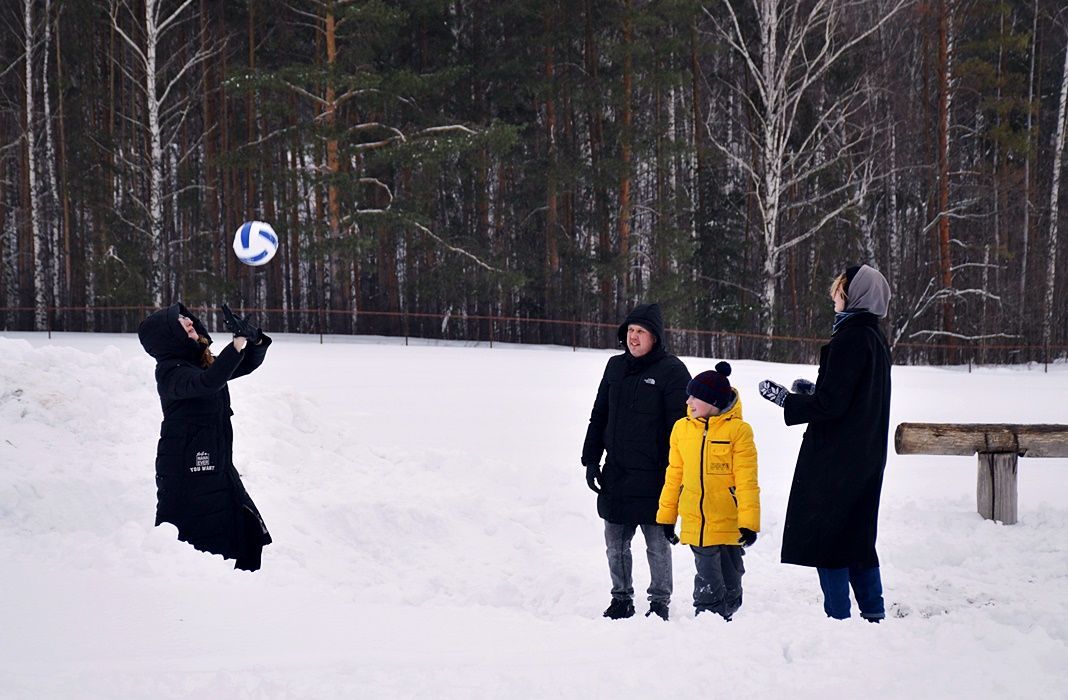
[229, 333, 273, 380]
[156, 344, 245, 400]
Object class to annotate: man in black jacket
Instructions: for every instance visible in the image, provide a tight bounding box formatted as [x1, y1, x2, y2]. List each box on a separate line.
[582, 303, 691, 620]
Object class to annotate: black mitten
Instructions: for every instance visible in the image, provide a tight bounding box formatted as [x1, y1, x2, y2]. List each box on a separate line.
[221, 303, 262, 344]
[758, 380, 788, 407]
[585, 463, 602, 494]
[663, 525, 679, 545]
[791, 378, 816, 395]
[737, 528, 757, 547]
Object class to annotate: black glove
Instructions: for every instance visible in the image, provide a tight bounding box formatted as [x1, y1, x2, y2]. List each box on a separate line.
[663, 525, 679, 545]
[758, 379, 788, 407]
[221, 303, 262, 345]
[737, 528, 757, 547]
[791, 378, 816, 395]
[585, 463, 602, 494]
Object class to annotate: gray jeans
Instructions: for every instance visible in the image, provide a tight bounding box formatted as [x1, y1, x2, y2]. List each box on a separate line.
[604, 521, 673, 605]
[692, 544, 745, 618]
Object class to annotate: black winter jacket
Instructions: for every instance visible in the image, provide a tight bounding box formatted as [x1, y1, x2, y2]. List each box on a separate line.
[780, 312, 892, 569]
[138, 303, 273, 571]
[582, 304, 691, 524]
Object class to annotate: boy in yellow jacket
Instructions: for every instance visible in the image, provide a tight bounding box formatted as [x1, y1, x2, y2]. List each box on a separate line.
[657, 362, 760, 620]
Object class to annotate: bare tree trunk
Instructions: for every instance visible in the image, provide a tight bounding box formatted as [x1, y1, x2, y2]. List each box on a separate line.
[1020, 0, 1038, 337]
[145, 0, 165, 307]
[24, 0, 47, 330]
[584, 0, 611, 323]
[935, 0, 955, 341]
[42, 0, 61, 312]
[619, 0, 634, 304]
[54, 3, 72, 310]
[543, 3, 559, 316]
[1043, 37, 1068, 358]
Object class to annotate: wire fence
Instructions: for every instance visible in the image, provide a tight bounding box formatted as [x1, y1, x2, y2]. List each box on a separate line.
[1, 305, 1065, 369]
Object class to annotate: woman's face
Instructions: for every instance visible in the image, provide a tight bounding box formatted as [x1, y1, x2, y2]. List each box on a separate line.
[832, 285, 847, 313]
[178, 315, 198, 340]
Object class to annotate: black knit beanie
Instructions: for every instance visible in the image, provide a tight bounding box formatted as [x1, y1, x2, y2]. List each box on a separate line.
[687, 361, 734, 410]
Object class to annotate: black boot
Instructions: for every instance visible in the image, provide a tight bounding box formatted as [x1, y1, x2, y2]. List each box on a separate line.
[603, 598, 635, 620]
[645, 602, 669, 621]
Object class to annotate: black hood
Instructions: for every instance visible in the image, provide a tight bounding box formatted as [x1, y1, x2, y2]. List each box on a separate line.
[137, 303, 213, 362]
[617, 303, 665, 348]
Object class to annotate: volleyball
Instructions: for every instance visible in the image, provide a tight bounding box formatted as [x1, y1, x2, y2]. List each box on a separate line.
[232, 221, 279, 266]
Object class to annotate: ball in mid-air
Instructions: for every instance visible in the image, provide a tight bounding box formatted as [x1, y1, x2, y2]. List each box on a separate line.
[233, 221, 279, 266]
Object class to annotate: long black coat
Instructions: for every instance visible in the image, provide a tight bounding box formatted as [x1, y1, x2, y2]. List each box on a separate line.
[138, 303, 273, 571]
[582, 305, 691, 524]
[780, 312, 892, 569]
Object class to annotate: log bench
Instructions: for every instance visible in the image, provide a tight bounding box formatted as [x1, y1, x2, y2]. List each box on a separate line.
[894, 423, 1068, 525]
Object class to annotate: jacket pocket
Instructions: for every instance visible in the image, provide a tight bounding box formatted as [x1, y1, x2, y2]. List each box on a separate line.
[703, 440, 732, 475]
[707, 486, 739, 531]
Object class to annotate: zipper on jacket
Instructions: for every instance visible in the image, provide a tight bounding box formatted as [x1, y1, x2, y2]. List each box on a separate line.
[699, 421, 708, 547]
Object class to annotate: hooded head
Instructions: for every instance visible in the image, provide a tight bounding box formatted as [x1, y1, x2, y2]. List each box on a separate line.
[842, 264, 891, 318]
[617, 303, 665, 349]
[137, 303, 213, 363]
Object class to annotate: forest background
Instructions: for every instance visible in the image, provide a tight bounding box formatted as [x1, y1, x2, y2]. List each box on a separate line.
[2, 0, 1067, 364]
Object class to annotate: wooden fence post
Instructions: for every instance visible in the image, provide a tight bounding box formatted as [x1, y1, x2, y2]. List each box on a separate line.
[976, 452, 1018, 524]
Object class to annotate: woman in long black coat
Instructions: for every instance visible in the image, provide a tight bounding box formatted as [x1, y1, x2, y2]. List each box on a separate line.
[137, 303, 273, 571]
[759, 265, 892, 620]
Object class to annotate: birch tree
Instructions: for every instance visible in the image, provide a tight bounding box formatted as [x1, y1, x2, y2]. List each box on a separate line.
[23, 0, 46, 329]
[707, 0, 911, 348]
[1043, 31, 1068, 359]
[233, 0, 500, 319]
[110, 0, 213, 307]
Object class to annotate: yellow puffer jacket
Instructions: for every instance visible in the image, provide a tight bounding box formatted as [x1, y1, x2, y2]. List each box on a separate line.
[656, 390, 760, 547]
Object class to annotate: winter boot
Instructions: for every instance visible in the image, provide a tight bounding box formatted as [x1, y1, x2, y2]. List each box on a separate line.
[603, 598, 635, 620]
[645, 602, 669, 621]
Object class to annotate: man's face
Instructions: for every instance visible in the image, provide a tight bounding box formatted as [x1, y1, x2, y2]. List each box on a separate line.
[626, 324, 655, 357]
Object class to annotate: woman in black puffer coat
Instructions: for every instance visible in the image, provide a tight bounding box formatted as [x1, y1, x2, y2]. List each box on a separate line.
[137, 303, 272, 571]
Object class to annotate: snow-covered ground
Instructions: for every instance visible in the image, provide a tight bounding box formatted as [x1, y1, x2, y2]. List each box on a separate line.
[1, 331, 1066, 698]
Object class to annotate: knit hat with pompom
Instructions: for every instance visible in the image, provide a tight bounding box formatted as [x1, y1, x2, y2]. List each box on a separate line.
[687, 361, 734, 410]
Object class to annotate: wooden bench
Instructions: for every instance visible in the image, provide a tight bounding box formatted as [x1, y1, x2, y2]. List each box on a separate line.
[894, 423, 1068, 525]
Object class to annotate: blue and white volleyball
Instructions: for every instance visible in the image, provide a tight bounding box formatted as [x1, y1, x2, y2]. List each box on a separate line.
[232, 220, 279, 266]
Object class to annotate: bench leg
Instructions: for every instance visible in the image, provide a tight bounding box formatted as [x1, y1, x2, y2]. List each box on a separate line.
[976, 452, 1018, 525]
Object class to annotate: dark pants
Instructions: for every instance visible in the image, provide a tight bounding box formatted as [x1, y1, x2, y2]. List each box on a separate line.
[691, 544, 744, 619]
[817, 566, 885, 620]
[604, 521, 673, 605]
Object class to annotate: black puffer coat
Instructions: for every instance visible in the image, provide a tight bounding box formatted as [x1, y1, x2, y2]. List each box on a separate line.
[582, 304, 691, 524]
[138, 303, 273, 571]
[780, 312, 892, 569]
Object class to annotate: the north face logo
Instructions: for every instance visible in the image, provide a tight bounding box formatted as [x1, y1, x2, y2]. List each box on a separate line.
[643, 378, 656, 385]
[191, 451, 215, 473]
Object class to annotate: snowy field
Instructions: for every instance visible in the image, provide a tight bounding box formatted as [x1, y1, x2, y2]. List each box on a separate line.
[1, 330, 1066, 699]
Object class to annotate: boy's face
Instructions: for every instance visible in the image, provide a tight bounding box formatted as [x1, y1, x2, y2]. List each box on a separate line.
[626, 324, 656, 357]
[687, 394, 719, 419]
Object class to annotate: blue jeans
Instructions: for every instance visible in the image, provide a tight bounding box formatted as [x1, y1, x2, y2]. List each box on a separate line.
[817, 566, 885, 620]
[691, 545, 745, 619]
[604, 521, 673, 605]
